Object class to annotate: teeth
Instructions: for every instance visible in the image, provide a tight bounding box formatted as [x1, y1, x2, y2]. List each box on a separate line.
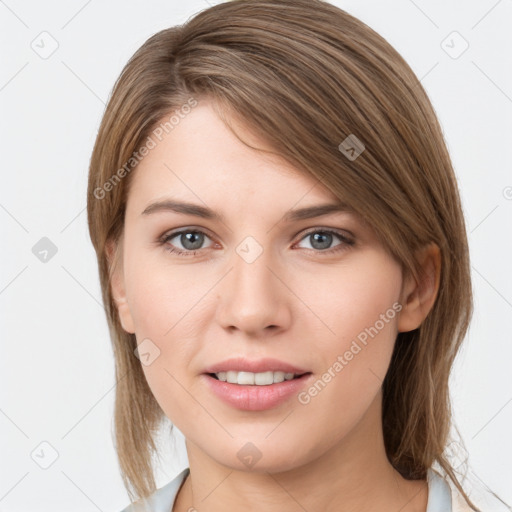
[215, 371, 298, 385]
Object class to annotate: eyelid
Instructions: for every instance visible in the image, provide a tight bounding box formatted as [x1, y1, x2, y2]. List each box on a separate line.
[159, 226, 215, 242]
[297, 226, 355, 242]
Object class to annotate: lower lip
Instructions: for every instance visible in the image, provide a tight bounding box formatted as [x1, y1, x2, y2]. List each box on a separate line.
[202, 373, 313, 411]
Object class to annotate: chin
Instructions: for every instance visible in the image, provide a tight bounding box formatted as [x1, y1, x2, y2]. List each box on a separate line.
[204, 437, 313, 475]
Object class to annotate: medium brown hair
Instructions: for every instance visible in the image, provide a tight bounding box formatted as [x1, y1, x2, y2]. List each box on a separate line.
[87, 0, 476, 508]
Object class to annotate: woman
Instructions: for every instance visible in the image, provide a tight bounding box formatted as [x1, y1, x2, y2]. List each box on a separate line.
[87, 1, 498, 510]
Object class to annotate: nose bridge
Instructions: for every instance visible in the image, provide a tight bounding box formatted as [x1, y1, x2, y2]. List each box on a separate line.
[216, 237, 290, 334]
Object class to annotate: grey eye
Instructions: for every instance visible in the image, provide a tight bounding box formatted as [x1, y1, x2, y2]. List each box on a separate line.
[176, 231, 206, 250]
[298, 231, 343, 251]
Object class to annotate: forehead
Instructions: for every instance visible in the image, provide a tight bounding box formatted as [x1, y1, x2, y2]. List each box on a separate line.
[126, 101, 344, 215]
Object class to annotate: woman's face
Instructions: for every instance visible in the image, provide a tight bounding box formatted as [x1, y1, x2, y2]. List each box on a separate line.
[112, 100, 417, 472]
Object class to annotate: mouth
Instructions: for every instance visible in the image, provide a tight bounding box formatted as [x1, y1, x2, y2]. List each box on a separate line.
[202, 370, 314, 411]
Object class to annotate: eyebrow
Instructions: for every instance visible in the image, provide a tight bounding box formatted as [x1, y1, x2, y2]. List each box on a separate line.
[141, 199, 354, 222]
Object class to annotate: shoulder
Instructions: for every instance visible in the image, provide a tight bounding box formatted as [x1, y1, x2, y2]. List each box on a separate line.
[427, 468, 453, 510]
[117, 466, 509, 512]
[428, 468, 511, 512]
[119, 467, 190, 512]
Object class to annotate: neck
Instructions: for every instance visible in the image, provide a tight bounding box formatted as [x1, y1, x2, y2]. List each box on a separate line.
[173, 392, 428, 512]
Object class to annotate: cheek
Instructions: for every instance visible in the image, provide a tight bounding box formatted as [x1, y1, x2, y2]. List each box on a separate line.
[339, 263, 402, 371]
[298, 252, 403, 352]
[126, 265, 203, 427]
[294, 256, 402, 425]
[123, 251, 213, 416]
[125, 246, 205, 338]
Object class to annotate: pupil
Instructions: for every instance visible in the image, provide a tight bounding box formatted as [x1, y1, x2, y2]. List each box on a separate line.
[311, 232, 332, 250]
[182, 232, 203, 250]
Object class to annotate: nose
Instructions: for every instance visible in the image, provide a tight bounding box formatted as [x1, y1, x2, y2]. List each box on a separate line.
[215, 246, 292, 337]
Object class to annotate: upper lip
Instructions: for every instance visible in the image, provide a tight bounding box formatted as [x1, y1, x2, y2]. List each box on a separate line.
[203, 357, 310, 375]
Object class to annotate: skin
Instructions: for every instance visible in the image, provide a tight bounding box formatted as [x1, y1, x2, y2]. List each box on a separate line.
[108, 99, 441, 512]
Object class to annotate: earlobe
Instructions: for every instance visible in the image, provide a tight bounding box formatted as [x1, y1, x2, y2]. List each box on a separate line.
[397, 242, 441, 333]
[105, 238, 136, 334]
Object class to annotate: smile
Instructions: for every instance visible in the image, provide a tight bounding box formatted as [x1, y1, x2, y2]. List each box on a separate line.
[203, 372, 313, 411]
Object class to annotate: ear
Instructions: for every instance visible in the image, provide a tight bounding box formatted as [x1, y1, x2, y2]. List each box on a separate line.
[105, 237, 135, 334]
[397, 242, 441, 333]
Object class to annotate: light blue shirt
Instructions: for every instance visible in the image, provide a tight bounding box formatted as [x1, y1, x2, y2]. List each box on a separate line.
[120, 467, 454, 512]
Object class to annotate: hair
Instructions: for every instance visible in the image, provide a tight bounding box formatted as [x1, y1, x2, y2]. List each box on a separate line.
[87, 0, 477, 508]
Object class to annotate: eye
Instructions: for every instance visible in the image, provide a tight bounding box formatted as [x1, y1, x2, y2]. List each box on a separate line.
[159, 229, 215, 256]
[294, 229, 354, 254]
[158, 227, 355, 257]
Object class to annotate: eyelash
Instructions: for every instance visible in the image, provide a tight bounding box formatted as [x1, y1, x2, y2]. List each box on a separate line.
[157, 227, 355, 257]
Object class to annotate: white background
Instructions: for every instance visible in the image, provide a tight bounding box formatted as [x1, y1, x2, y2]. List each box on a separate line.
[0, 0, 511, 510]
